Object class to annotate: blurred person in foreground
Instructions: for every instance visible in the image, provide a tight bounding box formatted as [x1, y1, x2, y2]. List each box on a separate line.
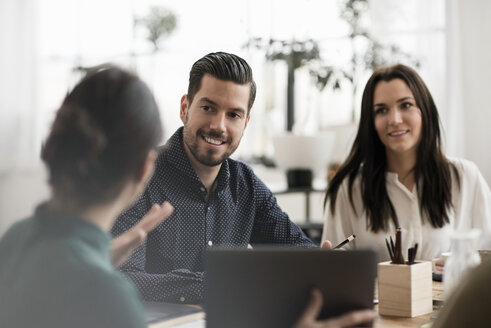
[0, 66, 173, 328]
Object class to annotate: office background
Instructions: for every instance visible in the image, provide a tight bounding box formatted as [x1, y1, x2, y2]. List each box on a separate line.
[0, 0, 490, 235]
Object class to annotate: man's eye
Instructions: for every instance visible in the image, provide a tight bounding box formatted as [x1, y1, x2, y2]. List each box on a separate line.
[229, 112, 241, 119]
[201, 106, 211, 111]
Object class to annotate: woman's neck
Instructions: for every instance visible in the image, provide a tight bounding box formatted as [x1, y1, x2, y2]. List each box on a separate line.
[386, 151, 417, 191]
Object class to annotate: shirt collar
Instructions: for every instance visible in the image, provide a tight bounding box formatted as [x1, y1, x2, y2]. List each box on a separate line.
[385, 171, 417, 197]
[160, 127, 231, 191]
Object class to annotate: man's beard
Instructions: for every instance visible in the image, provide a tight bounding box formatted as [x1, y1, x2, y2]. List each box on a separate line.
[183, 126, 240, 167]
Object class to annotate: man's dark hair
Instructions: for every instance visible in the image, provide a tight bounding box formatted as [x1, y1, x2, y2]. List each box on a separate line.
[187, 52, 256, 114]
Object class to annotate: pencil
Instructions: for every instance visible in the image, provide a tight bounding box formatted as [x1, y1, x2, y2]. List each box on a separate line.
[333, 234, 356, 249]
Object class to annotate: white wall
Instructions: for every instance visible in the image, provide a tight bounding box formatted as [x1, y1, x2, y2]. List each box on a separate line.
[446, 0, 491, 184]
[0, 167, 49, 236]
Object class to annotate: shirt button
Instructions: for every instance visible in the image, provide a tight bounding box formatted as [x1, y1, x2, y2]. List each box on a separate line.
[208, 240, 213, 246]
[180, 296, 185, 302]
[200, 187, 205, 192]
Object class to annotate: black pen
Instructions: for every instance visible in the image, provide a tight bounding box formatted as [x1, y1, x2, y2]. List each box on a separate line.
[333, 234, 356, 249]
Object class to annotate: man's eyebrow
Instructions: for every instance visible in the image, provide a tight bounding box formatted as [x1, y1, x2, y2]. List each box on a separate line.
[231, 107, 247, 115]
[198, 97, 219, 107]
[199, 97, 247, 115]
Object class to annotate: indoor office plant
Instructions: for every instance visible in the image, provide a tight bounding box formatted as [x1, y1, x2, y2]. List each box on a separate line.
[246, 0, 419, 126]
[134, 6, 177, 52]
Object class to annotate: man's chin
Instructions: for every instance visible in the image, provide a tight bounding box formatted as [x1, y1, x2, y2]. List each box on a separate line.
[197, 157, 224, 167]
[194, 152, 226, 167]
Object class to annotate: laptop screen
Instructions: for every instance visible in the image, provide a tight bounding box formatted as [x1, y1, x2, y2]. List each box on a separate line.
[205, 248, 377, 328]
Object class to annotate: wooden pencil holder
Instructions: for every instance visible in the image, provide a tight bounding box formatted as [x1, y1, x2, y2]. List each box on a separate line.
[377, 261, 432, 317]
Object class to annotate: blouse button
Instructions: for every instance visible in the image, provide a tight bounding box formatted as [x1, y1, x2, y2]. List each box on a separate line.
[208, 240, 213, 246]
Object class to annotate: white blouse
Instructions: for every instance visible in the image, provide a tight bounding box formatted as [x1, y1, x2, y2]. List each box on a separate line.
[322, 158, 491, 261]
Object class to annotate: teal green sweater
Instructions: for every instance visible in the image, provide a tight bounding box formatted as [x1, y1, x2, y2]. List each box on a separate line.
[0, 204, 146, 328]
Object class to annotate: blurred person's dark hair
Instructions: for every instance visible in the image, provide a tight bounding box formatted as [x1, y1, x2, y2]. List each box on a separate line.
[41, 66, 162, 210]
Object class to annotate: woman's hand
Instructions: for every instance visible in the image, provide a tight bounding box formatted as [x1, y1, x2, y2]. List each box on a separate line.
[294, 289, 376, 328]
[110, 201, 174, 267]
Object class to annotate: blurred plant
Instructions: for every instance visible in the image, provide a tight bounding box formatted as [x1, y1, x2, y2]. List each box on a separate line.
[245, 38, 323, 131]
[135, 6, 177, 52]
[246, 0, 419, 125]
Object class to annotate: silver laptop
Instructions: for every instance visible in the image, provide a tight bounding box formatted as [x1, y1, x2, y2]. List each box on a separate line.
[205, 248, 377, 328]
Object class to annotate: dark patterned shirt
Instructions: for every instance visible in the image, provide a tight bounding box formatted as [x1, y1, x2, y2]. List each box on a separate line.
[112, 127, 314, 304]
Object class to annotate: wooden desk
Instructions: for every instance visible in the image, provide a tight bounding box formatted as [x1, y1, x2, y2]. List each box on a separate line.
[374, 281, 443, 328]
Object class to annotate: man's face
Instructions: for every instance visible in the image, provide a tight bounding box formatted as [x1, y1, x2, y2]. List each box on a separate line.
[180, 74, 250, 167]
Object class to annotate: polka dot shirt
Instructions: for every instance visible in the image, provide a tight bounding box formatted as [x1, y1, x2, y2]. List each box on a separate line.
[112, 127, 314, 304]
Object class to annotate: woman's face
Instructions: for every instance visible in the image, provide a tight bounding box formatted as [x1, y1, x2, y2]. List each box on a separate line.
[372, 78, 422, 160]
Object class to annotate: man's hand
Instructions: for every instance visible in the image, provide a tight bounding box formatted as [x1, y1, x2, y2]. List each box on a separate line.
[294, 289, 376, 328]
[321, 240, 332, 249]
[110, 202, 174, 267]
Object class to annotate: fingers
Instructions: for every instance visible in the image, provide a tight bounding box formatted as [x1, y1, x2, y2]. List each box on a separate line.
[295, 289, 323, 327]
[110, 201, 174, 267]
[321, 240, 332, 249]
[136, 201, 174, 233]
[321, 309, 376, 328]
[123, 229, 146, 251]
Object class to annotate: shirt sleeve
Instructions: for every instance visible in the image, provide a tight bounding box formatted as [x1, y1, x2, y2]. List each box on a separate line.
[454, 159, 491, 250]
[469, 164, 491, 249]
[250, 176, 315, 247]
[322, 180, 356, 249]
[112, 195, 205, 304]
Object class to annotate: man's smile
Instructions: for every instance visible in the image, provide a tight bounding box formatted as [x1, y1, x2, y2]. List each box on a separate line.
[203, 135, 225, 145]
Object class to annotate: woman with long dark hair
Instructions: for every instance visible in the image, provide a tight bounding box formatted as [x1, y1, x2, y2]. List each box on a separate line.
[0, 66, 173, 328]
[322, 64, 491, 260]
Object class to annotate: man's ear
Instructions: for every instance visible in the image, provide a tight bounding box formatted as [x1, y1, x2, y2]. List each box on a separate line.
[180, 95, 188, 124]
[244, 115, 250, 128]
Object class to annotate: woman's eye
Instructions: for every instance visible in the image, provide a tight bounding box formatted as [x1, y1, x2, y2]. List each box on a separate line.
[401, 102, 413, 109]
[374, 107, 387, 115]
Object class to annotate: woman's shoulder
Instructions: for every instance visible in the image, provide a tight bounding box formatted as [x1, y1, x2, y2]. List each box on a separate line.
[330, 167, 363, 201]
[446, 157, 480, 176]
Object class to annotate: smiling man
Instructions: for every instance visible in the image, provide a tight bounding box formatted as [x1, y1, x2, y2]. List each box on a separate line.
[112, 52, 315, 304]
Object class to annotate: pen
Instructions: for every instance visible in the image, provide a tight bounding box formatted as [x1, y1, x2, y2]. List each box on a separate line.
[385, 238, 394, 261]
[333, 234, 356, 249]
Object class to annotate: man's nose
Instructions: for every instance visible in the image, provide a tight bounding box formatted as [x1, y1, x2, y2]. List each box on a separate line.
[209, 112, 226, 132]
